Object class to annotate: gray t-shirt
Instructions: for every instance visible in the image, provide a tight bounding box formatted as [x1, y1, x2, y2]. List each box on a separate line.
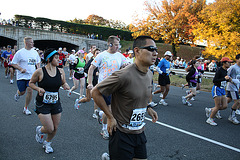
[96, 63, 153, 134]
[226, 64, 240, 91]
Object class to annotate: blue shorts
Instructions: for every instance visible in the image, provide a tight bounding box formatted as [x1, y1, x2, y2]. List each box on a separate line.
[17, 80, 30, 92]
[227, 91, 239, 100]
[103, 95, 111, 106]
[212, 85, 226, 98]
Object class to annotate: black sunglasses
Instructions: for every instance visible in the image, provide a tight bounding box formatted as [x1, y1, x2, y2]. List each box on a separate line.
[139, 46, 157, 52]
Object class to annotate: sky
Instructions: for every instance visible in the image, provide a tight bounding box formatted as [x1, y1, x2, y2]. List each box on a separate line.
[0, 0, 215, 25]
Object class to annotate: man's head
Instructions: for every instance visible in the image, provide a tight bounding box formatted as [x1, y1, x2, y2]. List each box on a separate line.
[90, 45, 97, 53]
[164, 51, 172, 60]
[221, 57, 233, 69]
[7, 45, 11, 51]
[107, 36, 120, 53]
[24, 37, 34, 50]
[59, 47, 62, 53]
[133, 35, 157, 66]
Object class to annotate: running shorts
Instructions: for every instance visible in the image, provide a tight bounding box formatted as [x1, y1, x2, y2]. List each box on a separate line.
[227, 91, 239, 100]
[188, 82, 197, 88]
[35, 101, 62, 115]
[103, 95, 111, 106]
[69, 64, 74, 70]
[212, 85, 226, 98]
[109, 129, 147, 160]
[17, 80, 30, 92]
[158, 74, 170, 86]
[73, 72, 85, 80]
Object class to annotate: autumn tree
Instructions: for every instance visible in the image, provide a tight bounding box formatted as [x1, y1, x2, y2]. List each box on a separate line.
[130, 0, 206, 56]
[193, 0, 240, 60]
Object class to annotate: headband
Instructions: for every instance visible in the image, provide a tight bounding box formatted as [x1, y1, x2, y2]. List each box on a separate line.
[46, 50, 57, 61]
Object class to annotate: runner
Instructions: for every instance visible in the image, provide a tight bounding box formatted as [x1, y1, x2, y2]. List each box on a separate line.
[67, 50, 86, 108]
[181, 60, 200, 106]
[58, 48, 65, 68]
[11, 37, 41, 115]
[1, 45, 12, 78]
[74, 48, 100, 117]
[87, 35, 128, 140]
[8, 49, 16, 84]
[153, 51, 172, 106]
[92, 35, 158, 160]
[29, 48, 70, 153]
[226, 54, 240, 124]
[205, 57, 233, 126]
[68, 49, 76, 80]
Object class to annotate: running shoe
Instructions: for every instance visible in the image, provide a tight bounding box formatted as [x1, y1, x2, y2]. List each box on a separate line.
[159, 93, 163, 98]
[67, 90, 71, 98]
[149, 102, 157, 107]
[191, 97, 195, 101]
[74, 99, 79, 110]
[205, 108, 211, 118]
[228, 116, 240, 125]
[43, 140, 53, 154]
[206, 118, 217, 126]
[181, 84, 185, 89]
[5, 75, 8, 79]
[10, 79, 13, 84]
[35, 126, 45, 144]
[92, 113, 97, 119]
[101, 152, 110, 160]
[95, 110, 103, 124]
[100, 129, 109, 140]
[186, 101, 192, 107]
[23, 108, 32, 115]
[14, 93, 20, 102]
[152, 92, 155, 95]
[215, 111, 222, 119]
[69, 77, 72, 80]
[182, 96, 187, 105]
[159, 99, 168, 106]
[235, 109, 240, 115]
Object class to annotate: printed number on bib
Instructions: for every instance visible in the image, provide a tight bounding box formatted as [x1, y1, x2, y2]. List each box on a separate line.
[28, 58, 36, 65]
[77, 67, 84, 74]
[43, 91, 58, 104]
[220, 81, 227, 89]
[128, 108, 146, 130]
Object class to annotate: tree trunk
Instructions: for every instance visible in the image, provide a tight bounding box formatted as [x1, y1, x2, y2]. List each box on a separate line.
[172, 43, 177, 57]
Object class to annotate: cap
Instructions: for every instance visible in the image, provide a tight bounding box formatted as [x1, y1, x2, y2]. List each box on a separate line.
[71, 49, 76, 52]
[164, 51, 172, 56]
[128, 50, 133, 54]
[59, 47, 62, 50]
[220, 57, 233, 62]
[77, 50, 85, 54]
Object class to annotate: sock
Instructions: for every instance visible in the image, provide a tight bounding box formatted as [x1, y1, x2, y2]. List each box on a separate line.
[102, 123, 107, 130]
[231, 108, 236, 117]
[99, 111, 104, 117]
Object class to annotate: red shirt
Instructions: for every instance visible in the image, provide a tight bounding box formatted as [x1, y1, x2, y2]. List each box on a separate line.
[122, 53, 129, 58]
[59, 52, 65, 65]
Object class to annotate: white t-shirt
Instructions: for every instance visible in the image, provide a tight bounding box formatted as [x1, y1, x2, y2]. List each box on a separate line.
[69, 54, 76, 64]
[91, 50, 127, 83]
[86, 53, 93, 61]
[12, 48, 40, 80]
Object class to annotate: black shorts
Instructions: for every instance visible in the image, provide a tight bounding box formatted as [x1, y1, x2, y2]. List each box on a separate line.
[35, 101, 62, 115]
[227, 91, 239, 100]
[158, 74, 170, 86]
[188, 82, 197, 88]
[103, 95, 111, 106]
[109, 129, 147, 160]
[73, 72, 85, 80]
[69, 64, 74, 70]
[58, 65, 63, 68]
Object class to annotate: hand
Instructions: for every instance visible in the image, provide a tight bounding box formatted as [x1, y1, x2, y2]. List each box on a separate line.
[225, 75, 230, 80]
[62, 83, 70, 90]
[38, 88, 45, 96]
[147, 107, 158, 123]
[120, 62, 130, 69]
[20, 68, 26, 73]
[107, 117, 117, 136]
[87, 84, 93, 90]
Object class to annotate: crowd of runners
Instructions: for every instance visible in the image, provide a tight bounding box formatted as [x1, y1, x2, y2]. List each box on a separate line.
[0, 35, 239, 160]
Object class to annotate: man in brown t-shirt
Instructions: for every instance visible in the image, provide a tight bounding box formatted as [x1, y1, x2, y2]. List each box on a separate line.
[92, 35, 158, 160]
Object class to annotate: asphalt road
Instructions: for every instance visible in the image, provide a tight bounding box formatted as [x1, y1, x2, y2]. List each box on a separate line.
[0, 66, 240, 160]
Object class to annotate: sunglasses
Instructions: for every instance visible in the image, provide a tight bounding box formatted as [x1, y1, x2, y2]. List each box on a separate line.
[139, 46, 158, 52]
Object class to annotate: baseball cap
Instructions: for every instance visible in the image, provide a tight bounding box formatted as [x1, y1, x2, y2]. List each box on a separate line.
[59, 47, 62, 50]
[164, 51, 172, 56]
[220, 57, 233, 62]
[128, 50, 133, 54]
[72, 49, 76, 52]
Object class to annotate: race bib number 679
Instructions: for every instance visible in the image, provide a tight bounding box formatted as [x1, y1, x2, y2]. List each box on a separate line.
[43, 91, 58, 104]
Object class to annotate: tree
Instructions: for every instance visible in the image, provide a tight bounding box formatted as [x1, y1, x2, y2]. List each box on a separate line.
[84, 14, 109, 26]
[129, 0, 206, 56]
[193, 0, 240, 60]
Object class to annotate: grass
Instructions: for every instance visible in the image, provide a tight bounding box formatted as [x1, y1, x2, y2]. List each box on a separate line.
[153, 74, 213, 92]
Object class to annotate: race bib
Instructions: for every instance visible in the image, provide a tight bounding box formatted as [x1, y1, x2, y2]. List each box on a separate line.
[77, 67, 84, 74]
[43, 91, 58, 104]
[28, 58, 36, 65]
[59, 60, 62, 64]
[220, 81, 227, 89]
[122, 108, 146, 130]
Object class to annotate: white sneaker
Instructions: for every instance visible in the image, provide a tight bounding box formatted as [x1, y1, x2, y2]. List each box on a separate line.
[43, 140, 53, 154]
[159, 99, 168, 106]
[152, 92, 155, 95]
[228, 116, 240, 125]
[235, 109, 240, 115]
[35, 126, 45, 144]
[95, 110, 103, 124]
[191, 97, 195, 101]
[149, 102, 157, 107]
[181, 84, 185, 89]
[102, 152, 110, 160]
[67, 90, 71, 98]
[5, 75, 8, 79]
[100, 129, 109, 140]
[10, 79, 13, 84]
[205, 108, 211, 118]
[23, 108, 32, 115]
[159, 93, 163, 98]
[206, 118, 217, 126]
[182, 96, 187, 105]
[74, 99, 79, 110]
[215, 111, 222, 119]
[14, 93, 20, 102]
[92, 113, 97, 119]
[186, 101, 192, 106]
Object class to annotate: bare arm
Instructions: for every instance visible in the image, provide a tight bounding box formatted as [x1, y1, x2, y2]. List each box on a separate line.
[29, 68, 45, 96]
[87, 64, 97, 89]
[11, 64, 26, 73]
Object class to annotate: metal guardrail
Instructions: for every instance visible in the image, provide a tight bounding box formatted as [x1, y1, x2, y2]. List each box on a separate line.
[171, 69, 215, 78]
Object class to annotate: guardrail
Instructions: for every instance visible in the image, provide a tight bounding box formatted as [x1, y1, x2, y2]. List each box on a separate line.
[171, 69, 215, 78]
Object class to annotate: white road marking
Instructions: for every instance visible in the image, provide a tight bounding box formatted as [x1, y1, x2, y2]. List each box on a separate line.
[145, 117, 240, 153]
[65, 88, 240, 153]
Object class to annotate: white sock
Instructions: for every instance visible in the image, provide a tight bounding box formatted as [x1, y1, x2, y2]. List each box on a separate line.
[99, 111, 104, 117]
[102, 123, 107, 130]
